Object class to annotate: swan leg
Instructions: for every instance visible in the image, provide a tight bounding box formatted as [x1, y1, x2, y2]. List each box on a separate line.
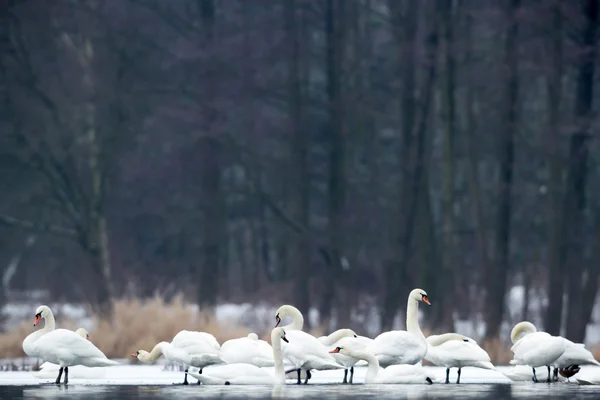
[304, 370, 312, 385]
[456, 368, 461, 384]
[183, 369, 189, 385]
[343, 369, 348, 384]
[532, 367, 538, 383]
[64, 366, 68, 385]
[349, 367, 354, 384]
[197, 369, 202, 385]
[546, 366, 551, 383]
[445, 368, 450, 384]
[296, 369, 301, 385]
[55, 367, 63, 385]
[553, 367, 558, 382]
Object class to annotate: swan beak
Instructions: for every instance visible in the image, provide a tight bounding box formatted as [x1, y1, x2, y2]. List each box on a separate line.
[33, 315, 41, 326]
[275, 316, 281, 327]
[130, 353, 138, 358]
[329, 348, 340, 354]
[422, 296, 431, 306]
[282, 336, 289, 343]
[86, 335, 90, 341]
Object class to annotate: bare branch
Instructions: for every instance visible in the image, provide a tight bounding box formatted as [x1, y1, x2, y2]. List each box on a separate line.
[0, 214, 77, 238]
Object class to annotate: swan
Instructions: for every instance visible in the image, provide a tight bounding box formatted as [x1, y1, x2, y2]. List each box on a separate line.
[509, 321, 565, 383]
[187, 327, 289, 385]
[23, 305, 56, 357]
[574, 366, 600, 385]
[274, 304, 346, 384]
[318, 329, 360, 384]
[365, 288, 431, 367]
[330, 344, 433, 384]
[510, 321, 599, 381]
[132, 330, 225, 385]
[425, 333, 495, 383]
[33, 328, 106, 380]
[220, 332, 276, 367]
[26, 311, 119, 384]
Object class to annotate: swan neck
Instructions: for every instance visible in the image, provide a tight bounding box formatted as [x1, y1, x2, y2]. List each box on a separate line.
[270, 331, 285, 384]
[354, 350, 380, 383]
[406, 298, 425, 340]
[427, 333, 465, 347]
[42, 311, 56, 332]
[146, 342, 166, 362]
[510, 322, 537, 344]
[321, 329, 353, 346]
[282, 308, 304, 331]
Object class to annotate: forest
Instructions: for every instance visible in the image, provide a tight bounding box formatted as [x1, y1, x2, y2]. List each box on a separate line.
[1, 0, 599, 346]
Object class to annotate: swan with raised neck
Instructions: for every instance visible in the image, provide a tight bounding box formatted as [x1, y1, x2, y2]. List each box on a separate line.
[406, 288, 430, 341]
[510, 321, 537, 344]
[22, 305, 57, 356]
[274, 305, 304, 330]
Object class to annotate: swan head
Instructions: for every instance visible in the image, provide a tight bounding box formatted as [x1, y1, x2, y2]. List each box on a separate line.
[75, 328, 90, 340]
[274, 305, 300, 327]
[131, 350, 150, 363]
[409, 288, 431, 305]
[33, 305, 52, 326]
[271, 327, 290, 344]
[510, 321, 537, 343]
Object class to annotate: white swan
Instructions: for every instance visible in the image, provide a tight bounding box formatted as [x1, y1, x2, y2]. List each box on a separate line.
[318, 329, 360, 384]
[132, 330, 224, 385]
[365, 288, 430, 367]
[187, 327, 288, 385]
[575, 366, 600, 385]
[33, 328, 106, 380]
[509, 321, 566, 383]
[220, 332, 275, 367]
[26, 307, 118, 385]
[274, 304, 346, 384]
[330, 343, 433, 384]
[23, 305, 55, 357]
[425, 333, 495, 383]
[510, 321, 599, 381]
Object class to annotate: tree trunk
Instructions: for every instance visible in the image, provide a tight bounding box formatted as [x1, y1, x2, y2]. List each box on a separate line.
[285, 0, 310, 324]
[565, 0, 599, 342]
[544, 0, 566, 336]
[484, 0, 520, 341]
[197, 0, 222, 308]
[436, 0, 456, 332]
[381, 0, 419, 332]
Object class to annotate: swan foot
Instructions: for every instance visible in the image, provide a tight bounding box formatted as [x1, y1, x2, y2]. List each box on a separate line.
[343, 369, 348, 384]
[197, 369, 202, 385]
[64, 367, 68, 385]
[445, 368, 450, 384]
[183, 369, 189, 385]
[426, 377, 433, 385]
[553, 367, 559, 382]
[349, 366, 354, 384]
[304, 370, 312, 385]
[456, 368, 461, 384]
[546, 366, 552, 383]
[224, 381, 230, 385]
[296, 369, 302, 385]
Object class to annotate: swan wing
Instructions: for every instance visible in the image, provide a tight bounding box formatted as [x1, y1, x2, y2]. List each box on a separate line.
[173, 330, 220, 350]
[220, 338, 274, 367]
[367, 331, 427, 366]
[33, 329, 115, 366]
[188, 363, 272, 385]
[281, 331, 343, 370]
[377, 364, 431, 384]
[555, 340, 600, 366]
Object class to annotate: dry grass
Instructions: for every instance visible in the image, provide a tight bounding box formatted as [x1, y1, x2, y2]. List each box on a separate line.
[591, 344, 600, 361]
[0, 294, 249, 359]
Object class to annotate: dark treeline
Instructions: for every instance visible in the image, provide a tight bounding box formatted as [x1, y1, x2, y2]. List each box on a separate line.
[0, 0, 599, 343]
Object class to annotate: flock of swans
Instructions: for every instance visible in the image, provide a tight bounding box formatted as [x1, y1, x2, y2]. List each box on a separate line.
[21, 288, 600, 386]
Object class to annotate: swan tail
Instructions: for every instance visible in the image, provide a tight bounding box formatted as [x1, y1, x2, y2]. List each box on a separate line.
[86, 358, 120, 367]
[509, 359, 519, 365]
[476, 361, 497, 370]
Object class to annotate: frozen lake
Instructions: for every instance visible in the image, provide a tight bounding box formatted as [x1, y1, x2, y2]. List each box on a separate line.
[0, 365, 599, 399]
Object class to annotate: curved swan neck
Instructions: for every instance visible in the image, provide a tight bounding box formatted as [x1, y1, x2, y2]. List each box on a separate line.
[349, 349, 380, 383]
[278, 306, 304, 330]
[406, 298, 425, 340]
[142, 342, 166, 362]
[270, 328, 286, 385]
[321, 329, 356, 346]
[510, 321, 537, 344]
[427, 333, 467, 347]
[43, 310, 56, 332]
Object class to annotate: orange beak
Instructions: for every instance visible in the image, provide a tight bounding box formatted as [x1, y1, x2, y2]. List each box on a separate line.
[329, 348, 340, 354]
[33, 315, 41, 326]
[422, 296, 431, 306]
[130, 353, 138, 358]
